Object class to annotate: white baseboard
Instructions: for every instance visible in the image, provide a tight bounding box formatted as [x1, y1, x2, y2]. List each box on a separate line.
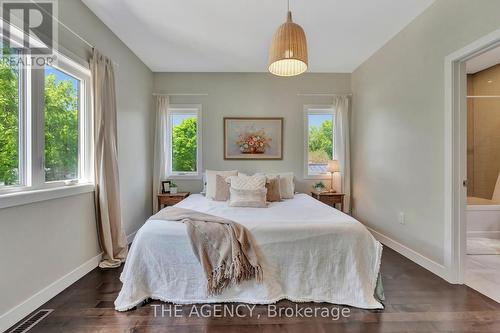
[1, 228, 138, 332]
[367, 227, 449, 281]
[0, 253, 102, 333]
[467, 230, 500, 238]
[127, 229, 138, 245]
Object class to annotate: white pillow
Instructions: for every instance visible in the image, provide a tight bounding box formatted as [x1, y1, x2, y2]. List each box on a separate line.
[266, 172, 294, 199]
[206, 170, 238, 200]
[229, 187, 267, 208]
[228, 174, 267, 190]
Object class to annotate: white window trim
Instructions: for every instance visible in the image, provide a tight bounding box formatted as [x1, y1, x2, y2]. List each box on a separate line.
[166, 104, 202, 180]
[0, 51, 94, 205]
[303, 105, 336, 180]
[0, 183, 94, 209]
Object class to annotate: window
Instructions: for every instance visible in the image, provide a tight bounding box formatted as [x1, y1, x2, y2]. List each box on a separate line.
[304, 106, 335, 178]
[44, 66, 81, 182]
[0, 50, 92, 194]
[167, 105, 202, 178]
[0, 46, 21, 186]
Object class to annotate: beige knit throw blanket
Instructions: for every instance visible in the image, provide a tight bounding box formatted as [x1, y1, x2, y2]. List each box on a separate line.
[151, 207, 263, 295]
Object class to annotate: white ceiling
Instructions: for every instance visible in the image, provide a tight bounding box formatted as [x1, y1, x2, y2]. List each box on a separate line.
[466, 46, 500, 74]
[82, 0, 435, 73]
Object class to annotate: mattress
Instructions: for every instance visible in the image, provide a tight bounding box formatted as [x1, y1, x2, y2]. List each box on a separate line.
[115, 194, 383, 310]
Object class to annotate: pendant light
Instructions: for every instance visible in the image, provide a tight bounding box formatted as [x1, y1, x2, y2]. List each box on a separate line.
[268, 0, 308, 77]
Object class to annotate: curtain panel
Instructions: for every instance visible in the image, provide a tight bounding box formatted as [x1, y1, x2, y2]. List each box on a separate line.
[333, 96, 351, 213]
[153, 95, 169, 213]
[91, 49, 128, 268]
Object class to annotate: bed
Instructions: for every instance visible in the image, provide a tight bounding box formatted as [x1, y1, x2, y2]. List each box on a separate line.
[115, 194, 384, 311]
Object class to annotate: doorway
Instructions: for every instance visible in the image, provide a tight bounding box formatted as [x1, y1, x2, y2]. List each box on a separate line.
[444, 28, 500, 301]
[463, 49, 500, 302]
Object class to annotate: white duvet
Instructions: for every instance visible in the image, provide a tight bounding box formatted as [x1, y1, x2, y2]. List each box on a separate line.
[115, 194, 383, 311]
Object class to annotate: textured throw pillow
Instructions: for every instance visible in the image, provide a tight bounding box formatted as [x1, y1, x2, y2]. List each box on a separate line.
[206, 170, 238, 200]
[265, 176, 281, 202]
[229, 187, 267, 208]
[228, 174, 267, 190]
[213, 174, 230, 201]
[266, 172, 294, 199]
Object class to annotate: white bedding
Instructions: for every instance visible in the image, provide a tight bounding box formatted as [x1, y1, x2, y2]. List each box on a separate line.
[115, 194, 383, 311]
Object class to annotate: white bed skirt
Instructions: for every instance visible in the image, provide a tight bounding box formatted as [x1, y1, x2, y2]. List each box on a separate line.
[115, 194, 383, 310]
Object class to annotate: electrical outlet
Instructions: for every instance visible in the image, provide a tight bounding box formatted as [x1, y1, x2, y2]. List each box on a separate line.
[398, 212, 406, 225]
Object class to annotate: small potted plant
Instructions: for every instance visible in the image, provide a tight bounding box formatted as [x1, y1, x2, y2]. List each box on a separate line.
[170, 182, 178, 194]
[313, 181, 326, 193]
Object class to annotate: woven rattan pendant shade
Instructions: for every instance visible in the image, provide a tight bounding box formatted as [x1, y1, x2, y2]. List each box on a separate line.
[268, 11, 308, 77]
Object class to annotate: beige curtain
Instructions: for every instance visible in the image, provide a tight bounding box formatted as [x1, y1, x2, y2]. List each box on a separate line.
[333, 96, 351, 213]
[91, 49, 128, 268]
[153, 95, 169, 213]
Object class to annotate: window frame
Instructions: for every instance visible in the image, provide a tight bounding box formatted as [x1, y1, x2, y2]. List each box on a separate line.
[166, 104, 202, 180]
[0, 51, 93, 196]
[303, 105, 336, 180]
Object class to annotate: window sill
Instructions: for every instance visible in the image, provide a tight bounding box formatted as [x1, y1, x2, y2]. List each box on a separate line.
[0, 183, 95, 209]
[303, 174, 332, 180]
[167, 175, 202, 181]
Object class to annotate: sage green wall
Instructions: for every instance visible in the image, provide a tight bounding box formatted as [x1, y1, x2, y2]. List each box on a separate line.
[0, 0, 153, 327]
[351, 0, 500, 264]
[153, 73, 351, 194]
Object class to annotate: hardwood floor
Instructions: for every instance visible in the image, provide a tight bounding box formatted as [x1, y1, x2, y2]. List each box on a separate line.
[8, 248, 500, 333]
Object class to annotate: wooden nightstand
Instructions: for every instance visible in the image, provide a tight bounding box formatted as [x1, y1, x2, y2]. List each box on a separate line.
[157, 192, 190, 210]
[311, 191, 345, 212]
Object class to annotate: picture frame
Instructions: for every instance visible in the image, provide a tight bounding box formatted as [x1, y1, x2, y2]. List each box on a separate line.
[224, 117, 283, 160]
[161, 180, 171, 194]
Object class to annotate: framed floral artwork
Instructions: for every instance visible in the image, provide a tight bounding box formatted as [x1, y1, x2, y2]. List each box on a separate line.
[224, 117, 283, 160]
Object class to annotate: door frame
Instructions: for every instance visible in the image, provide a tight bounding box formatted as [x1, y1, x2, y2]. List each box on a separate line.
[444, 28, 500, 283]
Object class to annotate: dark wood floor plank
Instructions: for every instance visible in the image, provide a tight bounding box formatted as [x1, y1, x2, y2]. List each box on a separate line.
[7, 248, 500, 333]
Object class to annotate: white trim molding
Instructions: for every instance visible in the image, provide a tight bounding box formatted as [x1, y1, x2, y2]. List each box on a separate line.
[127, 229, 139, 245]
[368, 227, 448, 280]
[444, 28, 500, 284]
[0, 253, 102, 333]
[0, 225, 139, 332]
[0, 183, 94, 209]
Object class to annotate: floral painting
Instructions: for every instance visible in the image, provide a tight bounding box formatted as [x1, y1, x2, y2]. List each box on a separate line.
[224, 118, 283, 160]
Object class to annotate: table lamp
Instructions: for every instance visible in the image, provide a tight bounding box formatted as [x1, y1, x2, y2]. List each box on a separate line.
[327, 160, 340, 193]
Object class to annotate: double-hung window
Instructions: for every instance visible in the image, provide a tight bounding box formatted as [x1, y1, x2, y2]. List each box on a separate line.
[0, 49, 92, 195]
[304, 105, 335, 178]
[166, 105, 202, 179]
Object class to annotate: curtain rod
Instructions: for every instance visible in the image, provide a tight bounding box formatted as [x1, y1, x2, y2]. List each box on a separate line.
[297, 93, 353, 97]
[153, 93, 209, 96]
[26, 1, 119, 67]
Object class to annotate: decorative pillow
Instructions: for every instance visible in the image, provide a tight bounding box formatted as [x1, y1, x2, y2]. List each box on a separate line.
[266, 172, 294, 199]
[228, 174, 267, 190]
[206, 170, 238, 200]
[213, 174, 230, 201]
[229, 187, 267, 208]
[265, 176, 281, 202]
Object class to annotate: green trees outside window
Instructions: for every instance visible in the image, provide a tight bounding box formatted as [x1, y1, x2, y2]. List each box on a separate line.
[0, 52, 20, 186]
[308, 118, 333, 164]
[44, 68, 79, 181]
[171, 116, 197, 172]
[0, 59, 80, 186]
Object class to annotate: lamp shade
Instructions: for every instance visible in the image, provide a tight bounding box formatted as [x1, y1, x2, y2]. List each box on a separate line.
[327, 160, 340, 173]
[268, 11, 308, 77]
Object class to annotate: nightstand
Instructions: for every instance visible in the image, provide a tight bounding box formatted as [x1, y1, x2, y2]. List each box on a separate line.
[311, 191, 345, 212]
[157, 192, 190, 210]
